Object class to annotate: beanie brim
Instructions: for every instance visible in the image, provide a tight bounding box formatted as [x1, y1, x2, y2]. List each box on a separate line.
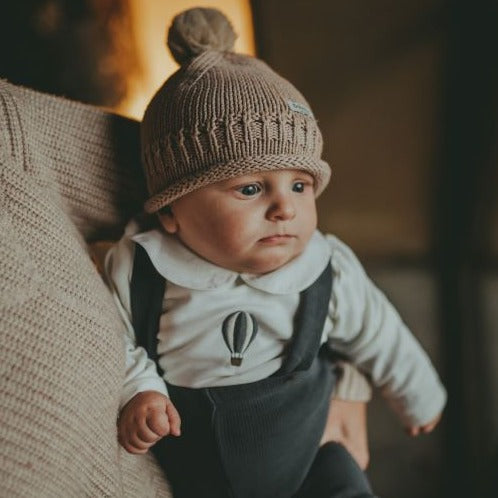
[144, 155, 331, 213]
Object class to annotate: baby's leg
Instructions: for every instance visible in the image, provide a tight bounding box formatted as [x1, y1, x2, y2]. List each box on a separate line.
[293, 442, 376, 498]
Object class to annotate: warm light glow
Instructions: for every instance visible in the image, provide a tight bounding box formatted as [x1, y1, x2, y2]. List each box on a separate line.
[115, 0, 255, 120]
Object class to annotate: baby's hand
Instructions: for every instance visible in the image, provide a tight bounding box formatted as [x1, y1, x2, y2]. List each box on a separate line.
[406, 413, 442, 437]
[118, 391, 181, 454]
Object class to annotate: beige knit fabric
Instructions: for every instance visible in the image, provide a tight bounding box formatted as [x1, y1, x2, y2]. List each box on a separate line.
[167, 7, 237, 65]
[141, 8, 331, 213]
[0, 79, 171, 497]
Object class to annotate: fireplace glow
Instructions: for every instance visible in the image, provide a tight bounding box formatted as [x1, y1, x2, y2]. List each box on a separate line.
[115, 0, 255, 120]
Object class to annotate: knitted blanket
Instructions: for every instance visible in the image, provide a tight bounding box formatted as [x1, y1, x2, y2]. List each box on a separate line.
[0, 79, 171, 497]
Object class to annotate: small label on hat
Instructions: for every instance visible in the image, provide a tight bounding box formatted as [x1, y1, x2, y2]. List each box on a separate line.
[288, 100, 313, 117]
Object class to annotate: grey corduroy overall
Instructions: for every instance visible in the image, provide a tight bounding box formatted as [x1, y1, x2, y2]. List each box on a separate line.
[130, 244, 374, 498]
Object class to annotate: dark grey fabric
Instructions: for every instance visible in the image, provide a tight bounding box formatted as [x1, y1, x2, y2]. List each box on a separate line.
[131, 243, 166, 376]
[294, 442, 375, 498]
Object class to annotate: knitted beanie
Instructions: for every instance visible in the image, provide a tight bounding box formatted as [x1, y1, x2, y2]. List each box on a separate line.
[141, 7, 331, 213]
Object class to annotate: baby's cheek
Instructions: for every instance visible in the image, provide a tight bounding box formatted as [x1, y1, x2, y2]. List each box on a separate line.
[224, 221, 257, 246]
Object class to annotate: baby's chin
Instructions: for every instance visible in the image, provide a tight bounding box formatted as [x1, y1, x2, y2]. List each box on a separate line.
[233, 251, 303, 275]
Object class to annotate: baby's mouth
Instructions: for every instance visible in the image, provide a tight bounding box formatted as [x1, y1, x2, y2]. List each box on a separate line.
[258, 234, 295, 243]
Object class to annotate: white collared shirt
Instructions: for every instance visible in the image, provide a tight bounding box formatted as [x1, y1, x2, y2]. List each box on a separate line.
[105, 218, 446, 426]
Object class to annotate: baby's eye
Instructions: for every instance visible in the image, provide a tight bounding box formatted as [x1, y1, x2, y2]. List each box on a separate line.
[237, 184, 262, 196]
[292, 182, 305, 193]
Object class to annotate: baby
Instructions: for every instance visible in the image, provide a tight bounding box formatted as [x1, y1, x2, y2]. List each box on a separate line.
[106, 7, 446, 498]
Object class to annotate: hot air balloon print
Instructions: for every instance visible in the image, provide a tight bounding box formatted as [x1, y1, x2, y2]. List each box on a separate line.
[222, 311, 259, 366]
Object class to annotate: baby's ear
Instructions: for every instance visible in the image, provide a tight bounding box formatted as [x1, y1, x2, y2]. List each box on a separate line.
[157, 206, 178, 234]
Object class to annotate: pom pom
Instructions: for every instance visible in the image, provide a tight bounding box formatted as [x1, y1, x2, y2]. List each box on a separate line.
[167, 7, 237, 65]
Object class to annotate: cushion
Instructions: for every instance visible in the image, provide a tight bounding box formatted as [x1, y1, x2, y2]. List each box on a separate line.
[0, 79, 171, 497]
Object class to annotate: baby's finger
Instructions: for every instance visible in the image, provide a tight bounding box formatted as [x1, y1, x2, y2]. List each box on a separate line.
[146, 409, 170, 437]
[137, 423, 161, 443]
[166, 402, 181, 436]
[122, 441, 149, 455]
[421, 421, 437, 434]
[406, 426, 420, 437]
[128, 431, 155, 451]
[119, 429, 151, 454]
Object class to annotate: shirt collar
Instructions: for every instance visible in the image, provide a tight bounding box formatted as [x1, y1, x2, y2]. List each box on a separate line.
[129, 220, 331, 294]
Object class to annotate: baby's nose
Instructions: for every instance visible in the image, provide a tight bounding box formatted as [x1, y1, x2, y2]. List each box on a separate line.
[267, 194, 296, 221]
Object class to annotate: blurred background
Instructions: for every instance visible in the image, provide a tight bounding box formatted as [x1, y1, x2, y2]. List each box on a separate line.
[1, 1, 497, 496]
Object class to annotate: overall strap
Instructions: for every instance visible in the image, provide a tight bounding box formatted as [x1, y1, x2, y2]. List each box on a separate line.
[278, 261, 333, 375]
[130, 243, 166, 376]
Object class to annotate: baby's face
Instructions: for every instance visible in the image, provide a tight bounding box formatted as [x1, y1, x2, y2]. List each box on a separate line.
[158, 169, 317, 274]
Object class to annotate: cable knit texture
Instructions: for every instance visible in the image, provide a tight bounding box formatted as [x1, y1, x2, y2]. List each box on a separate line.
[0, 79, 171, 497]
[141, 7, 331, 213]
